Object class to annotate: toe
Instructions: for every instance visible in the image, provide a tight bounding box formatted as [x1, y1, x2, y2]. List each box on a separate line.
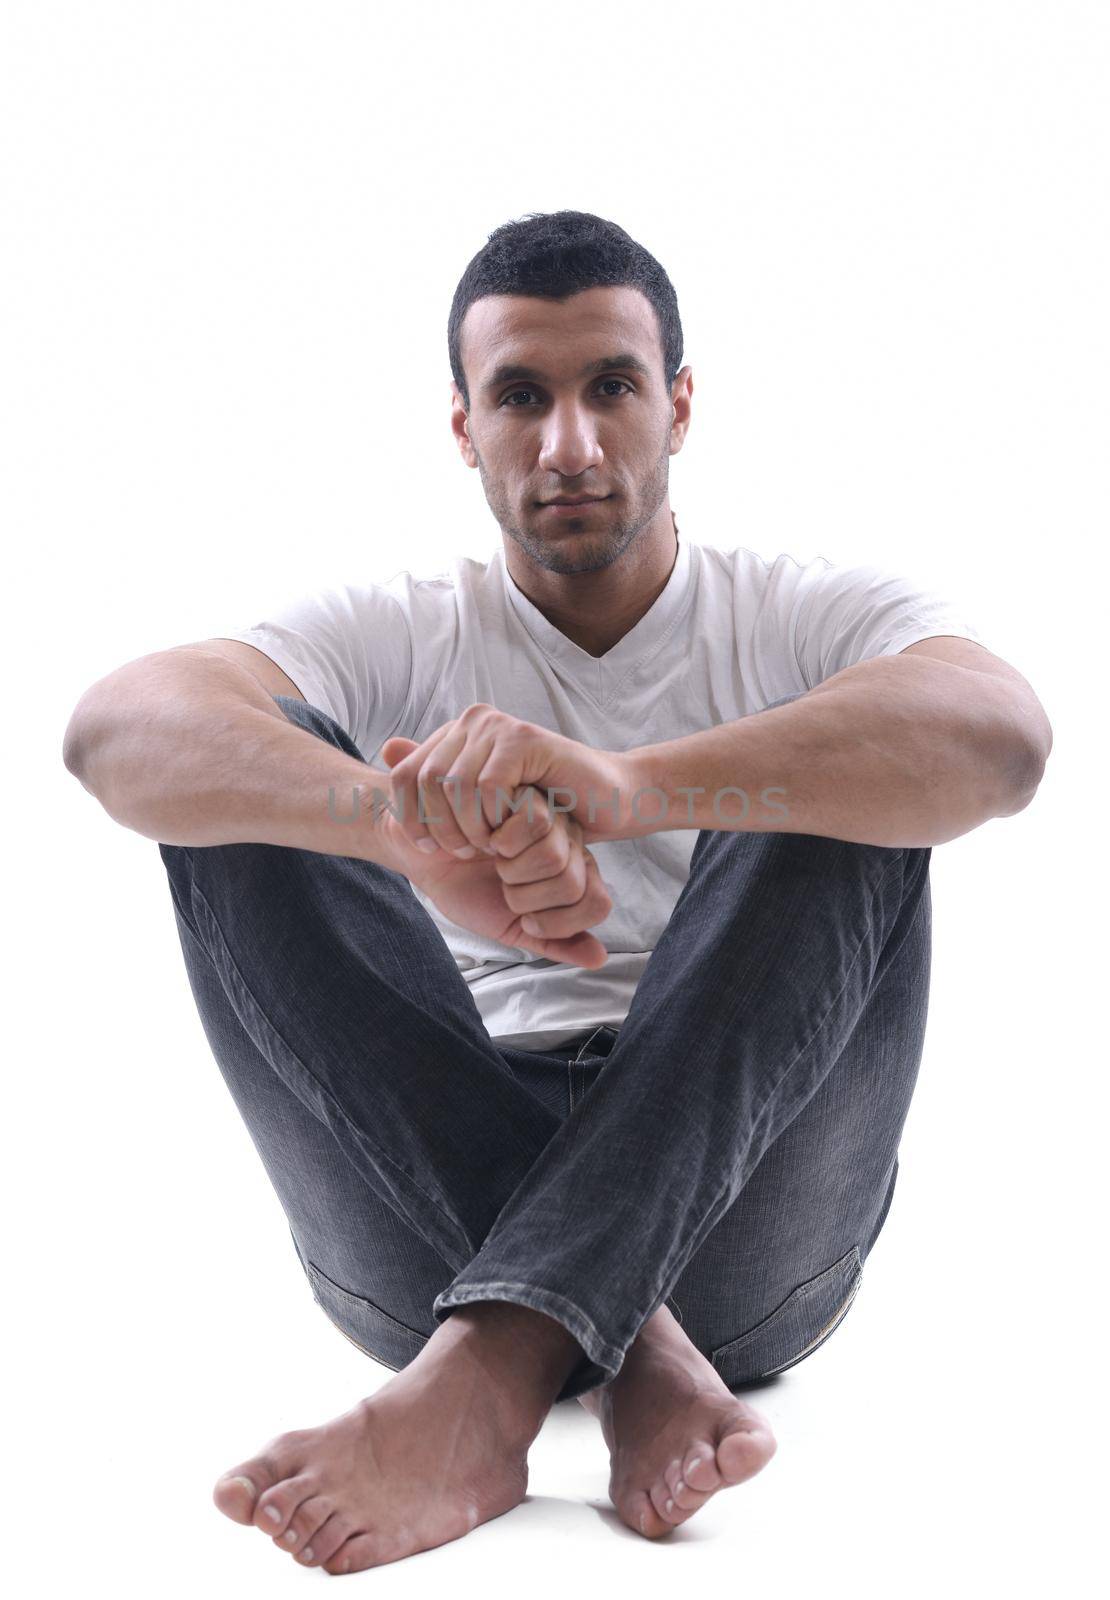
[681, 1440, 722, 1493]
[323, 1531, 387, 1575]
[213, 1458, 280, 1524]
[295, 1511, 355, 1568]
[620, 1490, 670, 1539]
[272, 1493, 334, 1559]
[716, 1415, 778, 1485]
[665, 1456, 709, 1513]
[254, 1473, 319, 1537]
[662, 1458, 691, 1511]
[648, 1476, 683, 1525]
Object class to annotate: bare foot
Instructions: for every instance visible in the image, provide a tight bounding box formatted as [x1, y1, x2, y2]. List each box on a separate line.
[212, 1303, 580, 1574]
[579, 1306, 777, 1537]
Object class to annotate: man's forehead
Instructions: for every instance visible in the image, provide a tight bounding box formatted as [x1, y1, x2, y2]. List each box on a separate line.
[463, 286, 658, 380]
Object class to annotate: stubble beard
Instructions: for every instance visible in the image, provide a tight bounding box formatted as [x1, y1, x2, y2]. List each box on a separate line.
[475, 431, 673, 577]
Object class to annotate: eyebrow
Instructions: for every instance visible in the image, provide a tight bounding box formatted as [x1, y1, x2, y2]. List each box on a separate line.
[482, 351, 654, 395]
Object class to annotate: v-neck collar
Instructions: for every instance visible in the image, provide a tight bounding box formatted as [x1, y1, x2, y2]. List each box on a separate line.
[496, 524, 694, 706]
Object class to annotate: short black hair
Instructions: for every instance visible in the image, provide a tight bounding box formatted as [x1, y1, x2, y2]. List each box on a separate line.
[448, 209, 684, 412]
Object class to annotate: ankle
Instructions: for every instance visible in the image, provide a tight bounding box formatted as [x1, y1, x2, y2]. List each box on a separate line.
[435, 1302, 583, 1418]
[446, 1301, 581, 1375]
[619, 1305, 708, 1381]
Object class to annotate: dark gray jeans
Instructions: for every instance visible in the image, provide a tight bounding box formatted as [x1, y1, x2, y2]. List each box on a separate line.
[158, 693, 932, 1404]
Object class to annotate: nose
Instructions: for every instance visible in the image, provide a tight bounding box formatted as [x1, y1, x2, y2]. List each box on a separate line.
[537, 399, 604, 481]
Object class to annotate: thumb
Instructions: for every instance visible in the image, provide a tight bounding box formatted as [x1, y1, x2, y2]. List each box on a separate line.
[380, 736, 420, 768]
[518, 929, 609, 971]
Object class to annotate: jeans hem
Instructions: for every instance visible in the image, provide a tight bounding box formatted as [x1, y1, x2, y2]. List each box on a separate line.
[431, 1282, 625, 1402]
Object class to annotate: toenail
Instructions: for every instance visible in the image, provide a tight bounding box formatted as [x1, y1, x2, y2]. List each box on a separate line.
[229, 1475, 256, 1495]
[301, 1547, 314, 1562]
[263, 1505, 282, 1524]
[686, 1455, 702, 1472]
[283, 1529, 297, 1543]
[665, 1497, 674, 1513]
[676, 1479, 685, 1493]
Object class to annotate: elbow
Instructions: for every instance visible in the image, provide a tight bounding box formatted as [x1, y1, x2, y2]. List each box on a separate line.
[994, 736, 1050, 818]
[991, 691, 1053, 818]
[62, 709, 90, 780]
[62, 687, 109, 787]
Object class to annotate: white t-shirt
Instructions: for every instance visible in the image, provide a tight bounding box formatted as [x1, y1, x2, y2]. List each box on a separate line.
[217, 528, 983, 1050]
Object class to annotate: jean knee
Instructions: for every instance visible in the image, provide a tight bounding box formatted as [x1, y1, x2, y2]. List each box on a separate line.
[271, 695, 364, 762]
[299, 1251, 436, 1375]
[706, 1245, 864, 1388]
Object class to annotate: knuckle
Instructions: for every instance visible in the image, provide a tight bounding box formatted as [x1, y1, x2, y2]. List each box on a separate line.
[531, 801, 556, 836]
[561, 857, 586, 898]
[482, 774, 513, 816]
[521, 806, 553, 844]
[534, 845, 563, 876]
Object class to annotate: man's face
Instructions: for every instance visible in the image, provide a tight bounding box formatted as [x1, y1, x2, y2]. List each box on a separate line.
[451, 285, 692, 575]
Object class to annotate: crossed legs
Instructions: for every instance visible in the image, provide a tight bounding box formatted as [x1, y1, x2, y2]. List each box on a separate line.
[158, 696, 931, 1569]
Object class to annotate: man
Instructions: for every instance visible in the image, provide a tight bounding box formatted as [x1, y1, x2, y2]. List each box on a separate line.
[61, 209, 1052, 1575]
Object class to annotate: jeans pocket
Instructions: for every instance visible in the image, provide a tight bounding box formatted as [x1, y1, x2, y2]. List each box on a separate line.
[709, 1245, 864, 1386]
[303, 1258, 431, 1375]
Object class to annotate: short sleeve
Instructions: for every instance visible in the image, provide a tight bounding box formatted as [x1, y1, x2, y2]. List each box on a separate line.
[215, 581, 414, 758]
[787, 558, 985, 690]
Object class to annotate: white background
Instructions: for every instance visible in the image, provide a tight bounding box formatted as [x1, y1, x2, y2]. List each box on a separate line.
[4, 2, 1105, 1595]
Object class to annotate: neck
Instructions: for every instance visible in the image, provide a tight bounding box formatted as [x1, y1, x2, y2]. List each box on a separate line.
[505, 508, 680, 658]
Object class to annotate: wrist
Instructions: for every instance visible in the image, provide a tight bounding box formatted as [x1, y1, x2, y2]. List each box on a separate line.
[582, 746, 667, 843]
[350, 771, 416, 876]
[618, 744, 673, 839]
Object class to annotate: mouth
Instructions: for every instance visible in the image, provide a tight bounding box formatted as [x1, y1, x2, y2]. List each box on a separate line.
[538, 495, 610, 516]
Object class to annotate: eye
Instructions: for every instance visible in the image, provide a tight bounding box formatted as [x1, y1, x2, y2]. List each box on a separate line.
[500, 379, 633, 407]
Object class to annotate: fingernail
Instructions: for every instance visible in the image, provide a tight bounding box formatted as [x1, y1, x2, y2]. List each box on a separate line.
[415, 838, 439, 854]
[521, 916, 541, 934]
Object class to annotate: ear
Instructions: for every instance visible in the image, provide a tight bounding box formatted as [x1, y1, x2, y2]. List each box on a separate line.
[450, 384, 478, 468]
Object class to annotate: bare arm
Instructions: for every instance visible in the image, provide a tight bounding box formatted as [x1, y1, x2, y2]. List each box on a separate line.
[627, 639, 1052, 849]
[61, 644, 406, 870]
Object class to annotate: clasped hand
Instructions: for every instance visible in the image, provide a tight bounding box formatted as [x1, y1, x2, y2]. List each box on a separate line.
[375, 704, 635, 970]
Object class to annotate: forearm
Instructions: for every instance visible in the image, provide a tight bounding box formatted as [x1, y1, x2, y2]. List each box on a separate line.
[626, 655, 1045, 848]
[61, 648, 404, 869]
